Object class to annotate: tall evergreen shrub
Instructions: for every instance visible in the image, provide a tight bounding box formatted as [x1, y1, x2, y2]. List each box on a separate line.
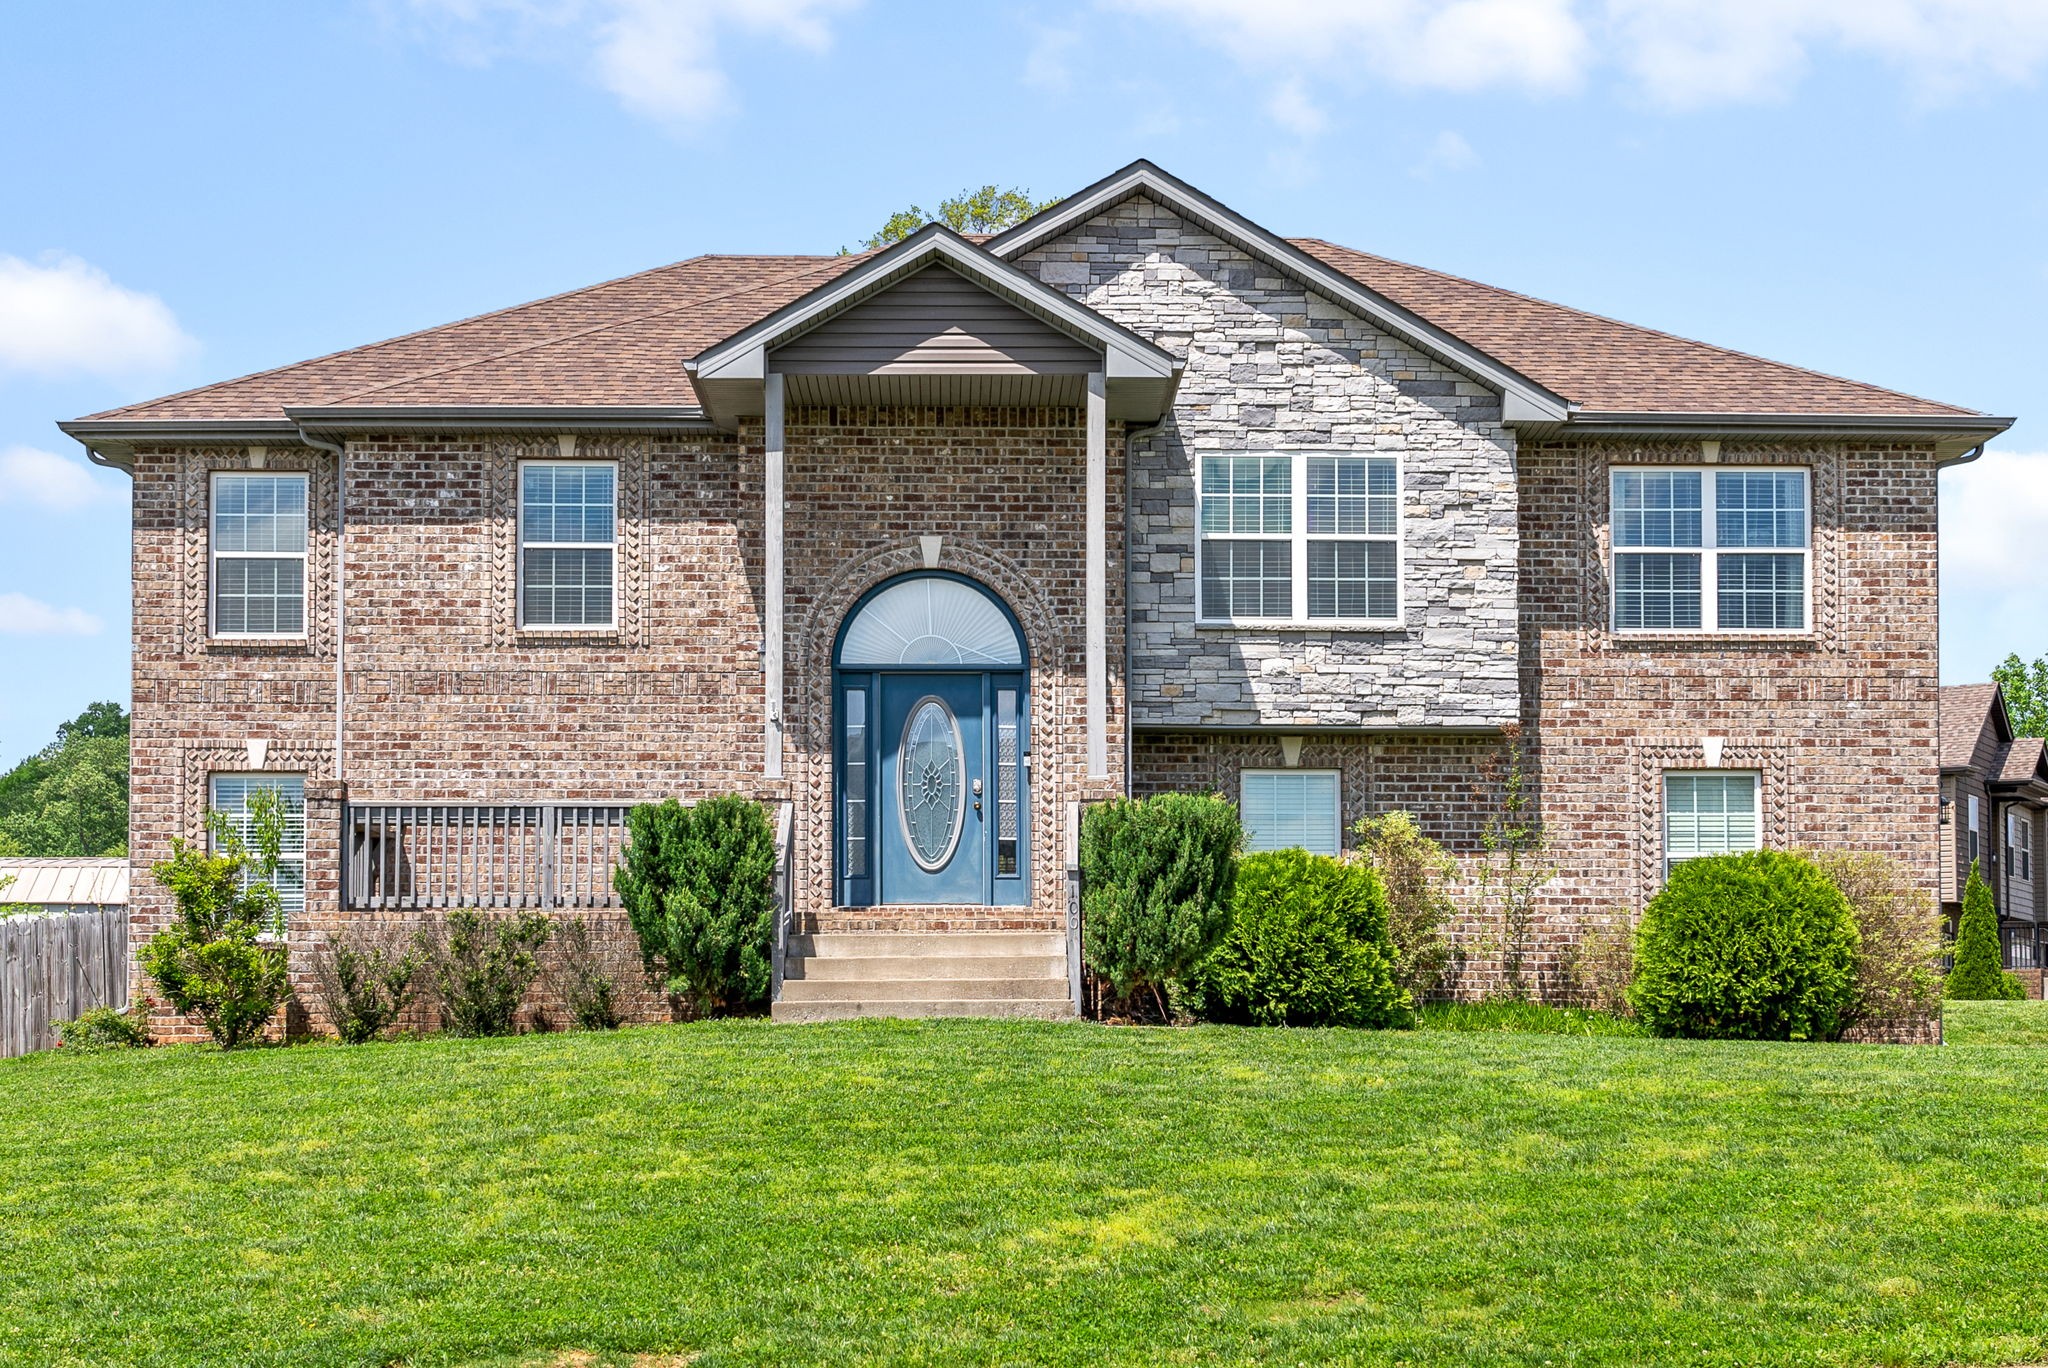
[1080, 793, 1241, 1018]
[615, 795, 778, 1016]
[1627, 849, 1859, 1040]
[1946, 860, 2024, 1000]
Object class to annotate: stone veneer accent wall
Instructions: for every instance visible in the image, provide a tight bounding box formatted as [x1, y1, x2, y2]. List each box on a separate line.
[1015, 195, 1520, 730]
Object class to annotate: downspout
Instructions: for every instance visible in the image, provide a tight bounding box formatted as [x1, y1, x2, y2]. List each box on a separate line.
[295, 427, 347, 790]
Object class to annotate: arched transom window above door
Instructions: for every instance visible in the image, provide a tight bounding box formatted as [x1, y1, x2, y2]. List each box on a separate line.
[838, 575, 1025, 668]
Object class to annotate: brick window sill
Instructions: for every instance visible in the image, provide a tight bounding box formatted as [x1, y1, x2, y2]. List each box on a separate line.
[1606, 632, 1818, 649]
[206, 636, 311, 652]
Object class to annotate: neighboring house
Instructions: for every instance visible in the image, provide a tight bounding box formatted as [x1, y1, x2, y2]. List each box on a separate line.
[0, 858, 128, 916]
[1940, 683, 2047, 997]
[62, 160, 2014, 1028]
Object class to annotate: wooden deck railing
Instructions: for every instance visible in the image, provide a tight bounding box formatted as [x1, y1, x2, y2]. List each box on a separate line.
[344, 803, 629, 911]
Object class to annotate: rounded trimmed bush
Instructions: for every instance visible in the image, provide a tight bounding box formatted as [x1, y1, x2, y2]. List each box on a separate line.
[1189, 850, 1411, 1028]
[1628, 849, 1859, 1041]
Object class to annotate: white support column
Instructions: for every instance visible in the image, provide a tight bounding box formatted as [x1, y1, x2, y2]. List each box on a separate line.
[764, 372, 785, 779]
[1086, 370, 1108, 779]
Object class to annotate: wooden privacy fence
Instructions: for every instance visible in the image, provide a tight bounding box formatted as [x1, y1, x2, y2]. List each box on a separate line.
[346, 804, 629, 910]
[0, 907, 128, 1058]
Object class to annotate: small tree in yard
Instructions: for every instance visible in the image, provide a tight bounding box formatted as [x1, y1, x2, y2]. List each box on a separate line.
[1080, 793, 1241, 1020]
[1352, 810, 1456, 1001]
[1806, 848, 1946, 1028]
[429, 911, 552, 1037]
[312, 924, 429, 1044]
[1474, 725, 1555, 1000]
[615, 795, 778, 1017]
[1946, 860, 2024, 1000]
[137, 788, 293, 1049]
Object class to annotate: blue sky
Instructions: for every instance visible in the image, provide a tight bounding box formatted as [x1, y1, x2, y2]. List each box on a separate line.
[3, 0, 2045, 765]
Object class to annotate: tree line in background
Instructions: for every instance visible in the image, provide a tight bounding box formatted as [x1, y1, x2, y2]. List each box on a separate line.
[0, 702, 129, 858]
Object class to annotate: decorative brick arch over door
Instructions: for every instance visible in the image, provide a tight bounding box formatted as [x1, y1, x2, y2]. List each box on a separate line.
[791, 540, 1074, 931]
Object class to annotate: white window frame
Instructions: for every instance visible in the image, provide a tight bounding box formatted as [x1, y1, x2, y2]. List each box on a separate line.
[1195, 451, 1404, 628]
[1240, 769, 1343, 856]
[209, 470, 310, 639]
[1610, 466, 1812, 636]
[1968, 794, 1981, 866]
[2009, 811, 2031, 882]
[516, 459, 619, 631]
[1662, 769, 1762, 875]
[208, 772, 306, 932]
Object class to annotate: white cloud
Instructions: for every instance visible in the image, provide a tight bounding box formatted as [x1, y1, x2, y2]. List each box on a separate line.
[0, 253, 195, 380]
[1266, 78, 1330, 137]
[1413, 129, 1480, 177]
[1114, 0, 2048, 116]
[403, 0, 861, 128]
[0, 593, 102, 637]
[1941, 448, 2048, 671]
[1111, 0, 1589, 97]
[1023, 26, 1080, 92]
[0, 446, 121, 511]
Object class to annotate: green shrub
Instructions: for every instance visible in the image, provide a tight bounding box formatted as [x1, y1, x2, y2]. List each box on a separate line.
[1080, 793, 1241, 1018]
[1561, 910, 1637, 1015]
[54, 1005, 151, 1051]
[138, 794, 294, 1049]
[1806, 849, 1947, 1026]
[1627, 850, 1860, 1041]
[1352, 810, 1456, 1000]
[615, 795, 777, 1017]
[312, 924, 428, 1044]
[1189, 849, 1409, 1028]
[1946, 860, 2025, 1000]
[547, 917, 632, 1030]
[429, 911, 552, 1037]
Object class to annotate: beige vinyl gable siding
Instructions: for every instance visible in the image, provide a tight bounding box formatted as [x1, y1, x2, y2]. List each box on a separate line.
[770, 265, 1101, 376]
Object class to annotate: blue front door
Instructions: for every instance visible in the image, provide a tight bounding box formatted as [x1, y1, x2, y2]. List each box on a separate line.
[878, 674, 986, 904]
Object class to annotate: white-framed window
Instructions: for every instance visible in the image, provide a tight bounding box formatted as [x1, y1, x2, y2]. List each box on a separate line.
[1198, 452, 1399, 624]
[1241, 770, 1342, 855]
[209, 773, 306, 929]
[210, 471, 308, 636]
[519, 460, 617, 629]
[1612, 467, 1809, 633]
[1968, 794, 1981, 866]
[2009, 811, 2031, 882]
[1663, 770, 1760, 872]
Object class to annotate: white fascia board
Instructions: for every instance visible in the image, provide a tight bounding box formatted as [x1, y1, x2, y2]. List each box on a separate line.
[989, 160, 1570, 422]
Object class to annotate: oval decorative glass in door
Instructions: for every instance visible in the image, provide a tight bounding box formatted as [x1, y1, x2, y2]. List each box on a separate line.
[898, 696, 966, 871]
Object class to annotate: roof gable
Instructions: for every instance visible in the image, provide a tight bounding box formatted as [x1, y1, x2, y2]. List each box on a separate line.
[770, 264, 1101, 376]
[1942, 683, 2012, 771]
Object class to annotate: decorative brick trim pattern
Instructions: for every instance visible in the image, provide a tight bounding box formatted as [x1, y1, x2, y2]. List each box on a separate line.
[177, 446, 337, 657]
[1630, 737, 1793, 907]
[180, 742, 335, 838]
[1574, 439, 1843, 653]
[486, 435, 648, 647]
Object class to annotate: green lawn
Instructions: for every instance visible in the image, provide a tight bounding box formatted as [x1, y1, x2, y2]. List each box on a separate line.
[1945, 997, 2048, 1046]
[3, 1021, 2046, 1368]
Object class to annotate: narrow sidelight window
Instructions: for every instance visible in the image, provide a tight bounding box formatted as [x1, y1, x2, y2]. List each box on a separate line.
[1613, 467, 1808, 634]
[1663, 771, 1760, 873]
[211, 472, 308, 636]
[843, 689, 868, 880]
[210, 773, 306, 929]
[1241, 770, 1341, 855]
[997, 687, 1020, 876]
[520, 461, 616, 628]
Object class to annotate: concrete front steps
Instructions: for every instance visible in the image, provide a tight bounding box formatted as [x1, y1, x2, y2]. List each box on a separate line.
[773, 931, 1074, 1022]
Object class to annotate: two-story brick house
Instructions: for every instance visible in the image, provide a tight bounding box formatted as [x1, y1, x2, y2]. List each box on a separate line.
[63, 161, 2013, 1026]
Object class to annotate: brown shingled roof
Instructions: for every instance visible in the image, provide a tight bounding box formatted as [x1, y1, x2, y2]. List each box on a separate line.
[1290, 240, 1976, 418]
[1941, 683, 2003, 770]
[80, 235, 1984, 425]
[1998, 738, 2046, 784]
